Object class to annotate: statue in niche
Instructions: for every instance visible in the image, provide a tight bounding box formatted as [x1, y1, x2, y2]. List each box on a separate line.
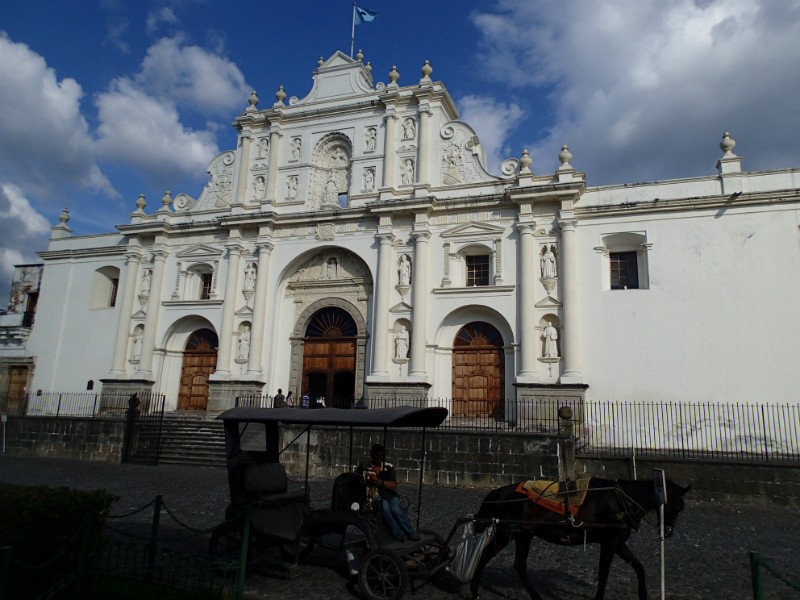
[326, 257, 338, 279]
[132, 327, 144, 358]
[365, 128, 377, 151]
[237, 325, 251, 361]
[401, 159, 414, 185]
[140, 270, 151, 294]
[395, 325, 409, 359]
[256, 137, 268, 159]
[402, 118, 416, 140]
[324, 173, 339, 205]
[243, 263, 257, 292]
[363, 168, 375, 191]
[398, 254, 411, 285]
[290, 138, 302, 161]
[286, 176, 298, 199]
[331, 147, 348, 166]
[541, 245, 557, 278]
[542, 322, 559, 358]
[254, 176, 265, 200]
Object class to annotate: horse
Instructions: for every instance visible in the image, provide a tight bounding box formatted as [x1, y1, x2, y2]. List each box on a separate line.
[467, 477, 690, 600]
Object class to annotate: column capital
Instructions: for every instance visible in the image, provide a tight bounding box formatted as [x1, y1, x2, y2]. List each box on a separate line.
[125, 249, 144, 262]
[558, 218, 577, 232]
[411, 230, 430, 242]
[376, 232, 395, 244]
[150, 246, 169, 261]
[383, 113, 399, 122]
[256, 238, 275, 253]
[516, 221, 536, 235]
[225, 241, 246, 255]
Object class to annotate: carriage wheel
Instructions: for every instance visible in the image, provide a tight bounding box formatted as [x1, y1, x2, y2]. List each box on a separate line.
[357, 549, 409, 600]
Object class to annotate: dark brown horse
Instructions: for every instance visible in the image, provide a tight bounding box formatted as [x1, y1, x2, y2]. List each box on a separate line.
[467, 477, 689, 600]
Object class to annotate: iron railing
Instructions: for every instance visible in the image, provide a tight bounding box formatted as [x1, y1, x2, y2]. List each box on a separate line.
[0, 391, 166, 419]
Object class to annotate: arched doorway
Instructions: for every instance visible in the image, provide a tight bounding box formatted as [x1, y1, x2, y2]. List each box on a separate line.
[177, 329, 218, 410]
[302, 307, 357, 408]
[452, 322, 505, 418]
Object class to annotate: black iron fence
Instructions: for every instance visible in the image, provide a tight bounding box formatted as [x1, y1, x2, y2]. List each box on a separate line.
[0, 391, 165, 419]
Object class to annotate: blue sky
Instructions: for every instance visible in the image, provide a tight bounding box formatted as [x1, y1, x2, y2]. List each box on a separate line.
[1, 0, 799, 303]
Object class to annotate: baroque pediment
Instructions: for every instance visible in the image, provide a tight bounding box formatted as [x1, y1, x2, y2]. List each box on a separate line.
[294, 52, 374, 105]
[441, 222, 506, 240]
[289, 251, 370, 284]
[439, 121, 497, 186]
[176, 244, 224, 260]
[194, 151, 237, 211]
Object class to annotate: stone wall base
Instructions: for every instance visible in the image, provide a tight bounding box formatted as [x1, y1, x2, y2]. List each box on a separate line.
[364, 382, 432, 405]
[207, 379, 265, 415]
[513, 383, 588, 429]
[99, 378, 155, 414]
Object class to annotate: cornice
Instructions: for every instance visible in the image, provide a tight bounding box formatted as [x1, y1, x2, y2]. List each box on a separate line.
[37, 246, 127, 260]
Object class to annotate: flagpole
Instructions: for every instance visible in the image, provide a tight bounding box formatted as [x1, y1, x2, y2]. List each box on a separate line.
[350, 3, 356, 58]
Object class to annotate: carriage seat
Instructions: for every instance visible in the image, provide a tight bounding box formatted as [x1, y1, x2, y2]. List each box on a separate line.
[241, 462, 306, 505]
[515, 478, 591, 516]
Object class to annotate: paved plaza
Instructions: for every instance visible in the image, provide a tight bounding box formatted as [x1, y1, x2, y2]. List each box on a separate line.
[1, 456, 798, 599]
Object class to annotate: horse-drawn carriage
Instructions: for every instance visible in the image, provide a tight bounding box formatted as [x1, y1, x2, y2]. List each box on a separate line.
[210, 405, 689, 600]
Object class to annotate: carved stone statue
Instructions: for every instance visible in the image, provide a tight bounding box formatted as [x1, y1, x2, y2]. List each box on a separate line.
[331, 147, 348, 166]
[254, 176, 265, 200]
[363, 168, 375, 191]
[140, 270, 151, 294]
[401, 159, 414, 185]
[324, 173, 339, 205]
[286, 176, 298, 199]
[365, 128, 377, 151]
[290, 138, 302, 161]
[237, 325, 251, 360]
[543, 322, 559, 358]
[541, 246, 557, 278]
[243, 263, 257, 292]
[395, 325, 409, 359]
[132, 327, 143, 358]
[326, 257, 338, 279]
[398, 254, 411, 285]
[402, 118, 416, 140]
[256, 137, 269, 159]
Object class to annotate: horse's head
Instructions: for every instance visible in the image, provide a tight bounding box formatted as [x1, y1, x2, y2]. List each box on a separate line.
[660, 481, 691, 537]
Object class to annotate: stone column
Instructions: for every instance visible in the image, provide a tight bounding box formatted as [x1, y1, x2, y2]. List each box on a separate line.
[247, 239, 274, 376]
[559, 218, 582, 383]
[372, 233, 395, 376]
[216, 240, 244, 376]
[409, 230, 430, 378]
[382, 114, 398, 188]
[109, 249, 142, 375]
[417, 109, 431, 184]
[517, 223, 538, 381]
[266, 129, 282, 201]
[234, 133, 252, 204]
[138, 247, 168, 377]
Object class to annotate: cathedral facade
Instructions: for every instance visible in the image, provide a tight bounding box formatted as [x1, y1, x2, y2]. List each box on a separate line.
[2, 52, 799, 417]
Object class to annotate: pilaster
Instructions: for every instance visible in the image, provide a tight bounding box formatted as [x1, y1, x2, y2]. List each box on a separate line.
[137, 246, 168, 377]
[516, 221, 538, 382]
[214, 235, 245, 376]
[247, 237, 274, 377]
[558, 216, 583, 383]
[109, 248, 143, 375]
[409, 225, 430, 380]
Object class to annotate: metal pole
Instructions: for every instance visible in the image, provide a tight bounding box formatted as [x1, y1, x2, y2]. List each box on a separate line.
[304, 426, 311, 495]
[147, 495, 163, 580]
[749, 551, 762, 600]
[235, 508, 252, 600]
[416, 427, 426, 531]
[660, 503, 665, 600]
[349, 425, 353, 472]
[350, 3, 356, 58]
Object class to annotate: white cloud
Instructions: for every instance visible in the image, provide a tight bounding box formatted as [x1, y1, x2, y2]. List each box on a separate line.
[146, 7, 179, 34]
[137, 36, 250, 115]
[458, 95, 525, 173]
[471, 0, 800, 184]
[0, 33, 117, 200]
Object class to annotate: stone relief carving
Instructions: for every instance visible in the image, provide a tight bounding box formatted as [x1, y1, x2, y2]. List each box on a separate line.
[253, 176, 266, 201]
[541, 245, 557, 279]
[140, 270, 151, 295]
[286, 175, 298, 199]
[365, 127, 377, 151]
[131, 325, 144, 360]
[308, 132, 352, 210]
[439, 123, 493, 185]
[289, 251, 370, 283]
[323, 172, 340, 207]
[243, 262, 257, 292]
[402, 118, 416, 140]
[256, 137, 269, 159]
[290, 138, 302, 161]
[442, 141, 463, 185]
[395, 325, 409, 359]
[363, 167, 375, 191]
[315, 223, 336, 240]
[542, 322, 559, 358]
[400, 158, 414, 186]
[398, 254, 411, 285]
[326, 257, 338, 279]
[237, 323, 251, 361]
[173, 193, 194, 211]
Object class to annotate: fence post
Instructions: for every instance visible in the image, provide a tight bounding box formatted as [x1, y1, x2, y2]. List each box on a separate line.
[749, 551, 762, 599]
[56, 393, 62, 418]
[146, 495, 163, 580]
[0, 546, 10, 600]
[234, 508, 252, 600]
[558, 406, 576, 481]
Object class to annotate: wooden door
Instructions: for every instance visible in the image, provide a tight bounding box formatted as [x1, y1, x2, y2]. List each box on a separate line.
[178, 329, 218, 410]
[301, 308, 357, 408]
[452, 322, 505, 417]
[6, 366, 28, 400]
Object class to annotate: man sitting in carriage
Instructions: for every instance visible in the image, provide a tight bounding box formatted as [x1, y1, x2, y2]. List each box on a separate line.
[356, 444, 420, 542]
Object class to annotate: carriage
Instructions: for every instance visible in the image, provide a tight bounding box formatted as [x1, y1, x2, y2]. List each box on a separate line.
[210, 405, 455, 600]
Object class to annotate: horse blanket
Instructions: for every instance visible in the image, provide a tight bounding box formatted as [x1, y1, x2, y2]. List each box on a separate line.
[515, 478, 592, 516]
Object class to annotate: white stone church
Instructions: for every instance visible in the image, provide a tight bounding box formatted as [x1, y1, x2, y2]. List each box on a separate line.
[1, 52, 799, 418]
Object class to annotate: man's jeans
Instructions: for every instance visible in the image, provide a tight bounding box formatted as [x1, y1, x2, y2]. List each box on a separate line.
[373, 496, 416, 540]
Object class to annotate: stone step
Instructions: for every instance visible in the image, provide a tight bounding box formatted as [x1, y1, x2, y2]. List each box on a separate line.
[155, 416, 227, 467]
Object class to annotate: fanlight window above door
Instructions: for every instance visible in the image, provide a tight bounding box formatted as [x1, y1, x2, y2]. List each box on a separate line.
[305, 308, 357, 338]
[453, 322, 503, 347]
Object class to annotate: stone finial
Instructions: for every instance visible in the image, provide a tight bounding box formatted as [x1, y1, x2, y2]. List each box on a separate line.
[420, 60, 433, 82]
[275, 85, 286, 104]
[388, 65, 400, 85]
[248, 90, 259, 108]
[135, 193, 146, 211]
[519, 149, 533, 173]
[318, 56, 324, 67]
[161, 190, 172, 207]
[51, 208, 72, 239]
[59, 208, 70, 224]
[720, 131, 737, 157]
[356, 49, 364, 61]
[365, 61, 372, 73]
[558, 144, 573, 169]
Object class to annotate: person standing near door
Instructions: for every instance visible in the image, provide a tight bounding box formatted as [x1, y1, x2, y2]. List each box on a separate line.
[273, 389, 285, 408]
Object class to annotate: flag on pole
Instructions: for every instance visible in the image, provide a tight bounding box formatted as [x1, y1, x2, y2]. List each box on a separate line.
[354, 5, 377, 24]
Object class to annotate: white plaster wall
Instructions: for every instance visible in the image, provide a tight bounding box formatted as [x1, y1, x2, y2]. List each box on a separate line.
[577, 202, 800, 405]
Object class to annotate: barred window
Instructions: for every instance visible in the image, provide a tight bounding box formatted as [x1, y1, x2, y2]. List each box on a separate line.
[610, 252, 639, 290]
[466, 255, 490, 287]
[200, 272, 214, 300]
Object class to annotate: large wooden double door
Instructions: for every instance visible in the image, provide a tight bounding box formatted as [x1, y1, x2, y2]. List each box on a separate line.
[302, 308, 357, 408]
[178, 329, 218, 410]
[452, 322, 505, 418]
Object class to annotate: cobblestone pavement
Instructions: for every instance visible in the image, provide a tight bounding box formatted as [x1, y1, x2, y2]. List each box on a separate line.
[1, 456, 798, 599]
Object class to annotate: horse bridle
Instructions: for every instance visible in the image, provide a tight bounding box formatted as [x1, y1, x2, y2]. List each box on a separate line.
[614, 483, 655, 530]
